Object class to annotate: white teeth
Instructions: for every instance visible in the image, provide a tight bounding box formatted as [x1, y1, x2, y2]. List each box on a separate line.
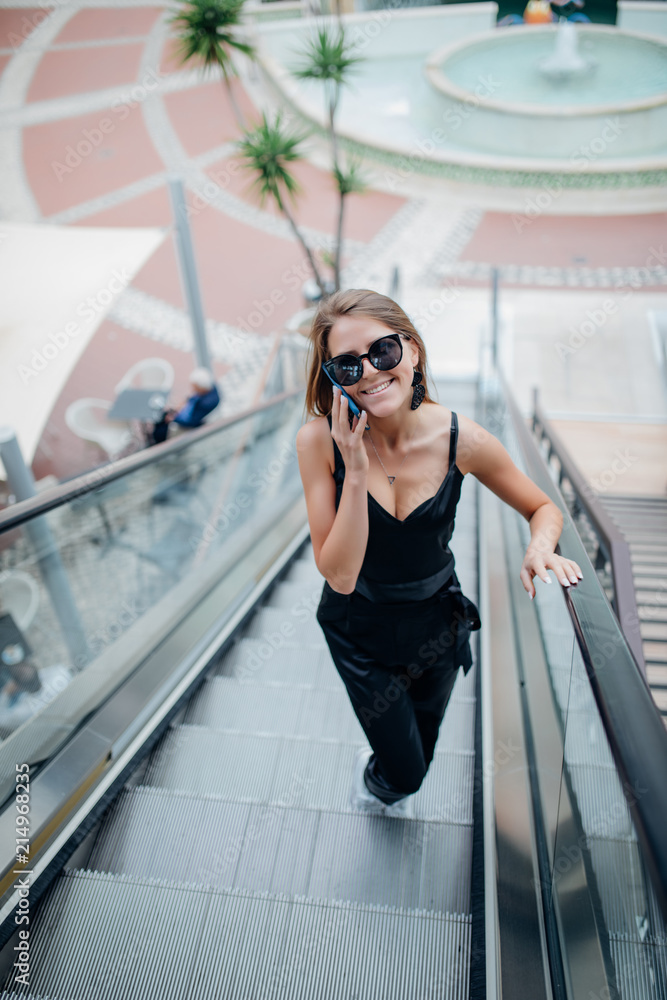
[364, 379, 393, 395]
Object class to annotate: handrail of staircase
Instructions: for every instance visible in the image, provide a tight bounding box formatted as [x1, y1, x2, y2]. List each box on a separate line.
[0, 388, 304, 533]
[530, 386, 646, 678]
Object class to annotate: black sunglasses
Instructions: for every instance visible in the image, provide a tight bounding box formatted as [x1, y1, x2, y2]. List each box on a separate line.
[322, 333, 404, 387]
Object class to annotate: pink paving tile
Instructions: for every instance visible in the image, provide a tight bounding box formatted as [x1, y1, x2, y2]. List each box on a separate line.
[205, 155, 405, 243]
[129, 235, 186, 311]
[164, 80, 259, 157]
[27, 44, 144, 103]
[189, 197, 311, 331]
[73, 185, 173, 228]
[55, 8, 162, 44]
[461, 212, 667, 269]
[0, 8, 47, 49]
[130, 199, 309, 333]
[24, 108, 164, 216]
[31, 319, 228, 482]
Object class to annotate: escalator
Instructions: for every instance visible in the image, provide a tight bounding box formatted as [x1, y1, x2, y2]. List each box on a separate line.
[0, 373, 664, 999]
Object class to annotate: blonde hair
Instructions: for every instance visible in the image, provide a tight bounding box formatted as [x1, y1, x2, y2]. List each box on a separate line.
[304, 289, 435, 417]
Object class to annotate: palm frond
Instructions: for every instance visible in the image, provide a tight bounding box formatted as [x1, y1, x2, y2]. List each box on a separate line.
[168, 0, 255, 73]
[334, 158, 368, 197]
[292, 25, 363, 86]
[235, 112, 309, 210]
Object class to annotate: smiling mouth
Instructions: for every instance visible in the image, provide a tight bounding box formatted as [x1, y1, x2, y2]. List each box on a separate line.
[362, 378, 394, 396]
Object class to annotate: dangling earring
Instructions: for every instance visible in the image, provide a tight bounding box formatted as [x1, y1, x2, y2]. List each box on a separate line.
[411, 370, 425, 410]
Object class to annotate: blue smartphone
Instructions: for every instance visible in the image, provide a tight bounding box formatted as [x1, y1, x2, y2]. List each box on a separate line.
[321, 365, 362, 423]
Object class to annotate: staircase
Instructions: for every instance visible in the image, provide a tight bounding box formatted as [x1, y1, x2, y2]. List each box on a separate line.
[597, 494, 667, 724]
[1, 386, 480, 1000]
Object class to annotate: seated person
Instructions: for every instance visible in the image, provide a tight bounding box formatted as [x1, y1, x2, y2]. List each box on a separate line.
[149, 368, 220, 445]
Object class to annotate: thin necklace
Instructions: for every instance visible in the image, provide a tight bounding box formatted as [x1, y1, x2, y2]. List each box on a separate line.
[367, 412, 420, 486]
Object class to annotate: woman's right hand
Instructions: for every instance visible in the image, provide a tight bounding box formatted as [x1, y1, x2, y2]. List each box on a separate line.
[330, 387, 369, 476]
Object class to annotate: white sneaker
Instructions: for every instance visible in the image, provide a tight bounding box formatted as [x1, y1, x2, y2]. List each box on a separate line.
[350, 747, 386, 814]
[350, 747, 415, 819]
[383, 794, 415, 820]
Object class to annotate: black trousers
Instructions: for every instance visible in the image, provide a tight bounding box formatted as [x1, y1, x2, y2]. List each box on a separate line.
[316, 577, 474, 806]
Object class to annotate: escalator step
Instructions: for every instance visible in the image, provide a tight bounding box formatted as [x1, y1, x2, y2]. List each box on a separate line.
[284, 560, 325, 585]
[1, 871, 471, 1000]
[218, 639, 478, 704]
[87, 785, 472, 913]
[183, 676, 475, 750]
[263, 580, 328, 612]
[219, 641, 337, 688]
[243, 607, 327, 647]
[143, 728, 475, 825]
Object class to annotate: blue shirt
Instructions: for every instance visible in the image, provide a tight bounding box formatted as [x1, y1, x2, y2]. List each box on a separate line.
[173, 385, 220, 428]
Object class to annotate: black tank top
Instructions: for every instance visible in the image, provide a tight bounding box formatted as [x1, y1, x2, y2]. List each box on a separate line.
[326, 411, 464, 603]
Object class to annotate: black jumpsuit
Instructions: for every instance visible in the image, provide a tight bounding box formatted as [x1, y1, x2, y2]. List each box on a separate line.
[315, 410, 480, 805]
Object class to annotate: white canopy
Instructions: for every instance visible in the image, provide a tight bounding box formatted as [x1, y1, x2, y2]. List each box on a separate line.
[0, 221, 166, 475]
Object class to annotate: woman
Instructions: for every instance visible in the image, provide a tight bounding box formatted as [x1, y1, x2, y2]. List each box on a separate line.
[296, 290, 583, 819]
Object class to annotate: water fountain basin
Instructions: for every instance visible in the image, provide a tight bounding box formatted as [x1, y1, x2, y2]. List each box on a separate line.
[424, 25, 667, 160]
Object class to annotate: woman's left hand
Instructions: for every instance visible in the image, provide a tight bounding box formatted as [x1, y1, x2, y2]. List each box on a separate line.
[520, 547, 584, 599]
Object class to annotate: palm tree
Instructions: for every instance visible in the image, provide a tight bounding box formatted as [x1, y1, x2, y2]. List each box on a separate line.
[292, 25, 365, 290]
[236, 112, 327, 296]
[333, 159, 366, 288]
[169, 0, 254, 129]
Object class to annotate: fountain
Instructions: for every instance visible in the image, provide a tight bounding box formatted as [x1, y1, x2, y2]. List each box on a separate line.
[539, 19, 597, 81]
[256, 5, 667, 191]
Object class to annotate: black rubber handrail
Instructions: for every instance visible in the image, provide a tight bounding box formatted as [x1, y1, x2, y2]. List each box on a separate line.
[531, 386, 646, 676]
[499, 371, 667, 919]
[0, 388, 304, 532]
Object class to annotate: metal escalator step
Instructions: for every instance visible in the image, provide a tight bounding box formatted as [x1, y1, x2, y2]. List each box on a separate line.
[243, 607, 326, 646]
[284, 560, 324, 585]
[184, 676, 364, 743]
[143, 727, 475, 824]
[219, 641, 337, 687]
[218, 640, 477, 709]
[87, 785, 472, 913]
[263, 579, 325, 612]
[183, 676, 475, 750]
[2, 870, 471, 1000]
